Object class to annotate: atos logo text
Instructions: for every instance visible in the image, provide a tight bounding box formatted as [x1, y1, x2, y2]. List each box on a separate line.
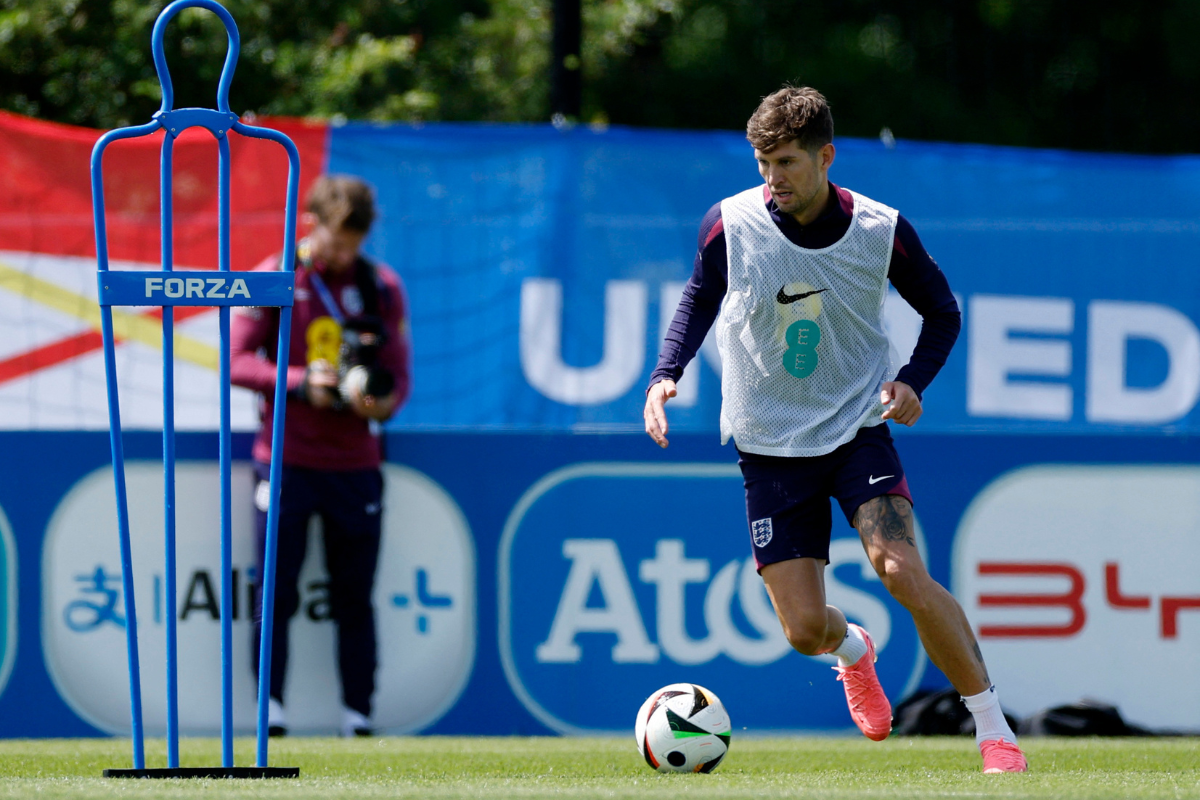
[501, 464, 927, 733]
[144, 276, 251, 300]
[975, 561, 1200, 639]
[536, 539, 794, 667]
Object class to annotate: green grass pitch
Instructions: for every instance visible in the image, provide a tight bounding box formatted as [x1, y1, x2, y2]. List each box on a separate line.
[0, 736, 1196, 799]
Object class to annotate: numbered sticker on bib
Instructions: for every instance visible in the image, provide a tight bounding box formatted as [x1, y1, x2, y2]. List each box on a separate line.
[783, 319, 821, 379]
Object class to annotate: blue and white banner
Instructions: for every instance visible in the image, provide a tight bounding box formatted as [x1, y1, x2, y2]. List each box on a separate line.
[326, 125, 1200, 435]
[3, 430, 1200, 737]
[5, 121, 1200, 434]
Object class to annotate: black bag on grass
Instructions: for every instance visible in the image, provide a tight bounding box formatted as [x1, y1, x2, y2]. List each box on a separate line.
[1017, 699, 1152, 736]
[893, 688, 1021, 736]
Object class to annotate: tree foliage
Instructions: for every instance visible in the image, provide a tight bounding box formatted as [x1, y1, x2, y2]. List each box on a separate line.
[2, 0, 1199, 153]
[588, 0, 1200, 153]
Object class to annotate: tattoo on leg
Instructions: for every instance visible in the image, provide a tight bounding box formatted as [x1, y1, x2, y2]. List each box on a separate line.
[854, 495, 916, 548]
[972, 641, 991, 684]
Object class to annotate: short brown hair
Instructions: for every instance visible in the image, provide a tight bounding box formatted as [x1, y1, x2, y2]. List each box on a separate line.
[305, 174, 376, 233]
[746, 86, 834, 154]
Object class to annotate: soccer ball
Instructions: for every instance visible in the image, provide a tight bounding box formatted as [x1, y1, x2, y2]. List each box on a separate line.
[635, 683, 731, 773]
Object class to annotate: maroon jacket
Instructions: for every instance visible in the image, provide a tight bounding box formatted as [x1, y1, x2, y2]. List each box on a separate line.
[230, 250, 412, 470]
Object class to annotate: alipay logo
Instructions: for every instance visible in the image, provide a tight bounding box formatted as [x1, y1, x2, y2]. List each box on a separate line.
[500, 463, 926, 734]
[43, 462, 475, 736]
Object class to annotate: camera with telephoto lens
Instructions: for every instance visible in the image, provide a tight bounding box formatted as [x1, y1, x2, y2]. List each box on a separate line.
[332, 317, 395, 410]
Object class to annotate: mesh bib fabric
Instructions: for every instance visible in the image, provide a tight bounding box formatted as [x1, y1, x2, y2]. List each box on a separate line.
[716, 187, 898, 456]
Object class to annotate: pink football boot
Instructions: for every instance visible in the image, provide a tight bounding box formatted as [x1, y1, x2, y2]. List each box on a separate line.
[834, 623, 892, 741]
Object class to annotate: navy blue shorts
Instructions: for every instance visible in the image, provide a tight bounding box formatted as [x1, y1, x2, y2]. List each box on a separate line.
[739, 424, 913, 569]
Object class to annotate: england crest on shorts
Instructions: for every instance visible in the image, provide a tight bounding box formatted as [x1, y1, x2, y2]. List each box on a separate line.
[751, 517, 773, 548]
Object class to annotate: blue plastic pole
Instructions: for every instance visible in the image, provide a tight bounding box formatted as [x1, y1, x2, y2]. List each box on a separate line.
[152, 0, 239, 116]
[160, 129, 181, 773]
[91, 119, 162, 773]
[232, 119, 300, 769]
[217, 131, 235, 768]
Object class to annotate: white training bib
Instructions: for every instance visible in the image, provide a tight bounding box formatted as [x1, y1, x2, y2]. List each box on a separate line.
[716, 186, 898, 456]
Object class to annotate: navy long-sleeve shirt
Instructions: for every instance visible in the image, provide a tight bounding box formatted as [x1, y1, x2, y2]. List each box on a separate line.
[649, 182, 961, 400]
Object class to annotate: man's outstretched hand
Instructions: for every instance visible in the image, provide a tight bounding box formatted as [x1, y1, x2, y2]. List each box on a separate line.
[644, 379, 677, 448]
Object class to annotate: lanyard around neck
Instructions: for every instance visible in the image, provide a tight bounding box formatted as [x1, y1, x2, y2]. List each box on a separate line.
[298, 238, 345, 326]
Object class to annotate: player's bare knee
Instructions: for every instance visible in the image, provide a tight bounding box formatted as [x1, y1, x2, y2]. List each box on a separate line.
[784, 628, 827, 656]
[877, 560, 931, 613]
[780, 617, 829, 655]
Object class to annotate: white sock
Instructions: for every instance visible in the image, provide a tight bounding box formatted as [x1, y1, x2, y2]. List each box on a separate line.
[830, 623, 869, 667]
[962, 686, 1017, 746]
[342, 706, 370, 737]
[268, 698, 286, 728]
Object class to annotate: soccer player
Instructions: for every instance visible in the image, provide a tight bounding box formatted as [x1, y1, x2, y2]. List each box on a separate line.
[643, 86, 1027, 774]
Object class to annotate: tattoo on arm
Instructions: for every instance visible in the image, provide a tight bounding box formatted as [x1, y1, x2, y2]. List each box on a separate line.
[854, 495, 916, 548]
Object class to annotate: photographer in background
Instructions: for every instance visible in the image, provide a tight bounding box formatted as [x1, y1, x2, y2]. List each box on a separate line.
[230, 174, 411, 737]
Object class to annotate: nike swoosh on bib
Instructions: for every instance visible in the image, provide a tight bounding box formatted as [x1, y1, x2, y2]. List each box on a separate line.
[868, 475, 895, 485]
[776, 286, 828, 304]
